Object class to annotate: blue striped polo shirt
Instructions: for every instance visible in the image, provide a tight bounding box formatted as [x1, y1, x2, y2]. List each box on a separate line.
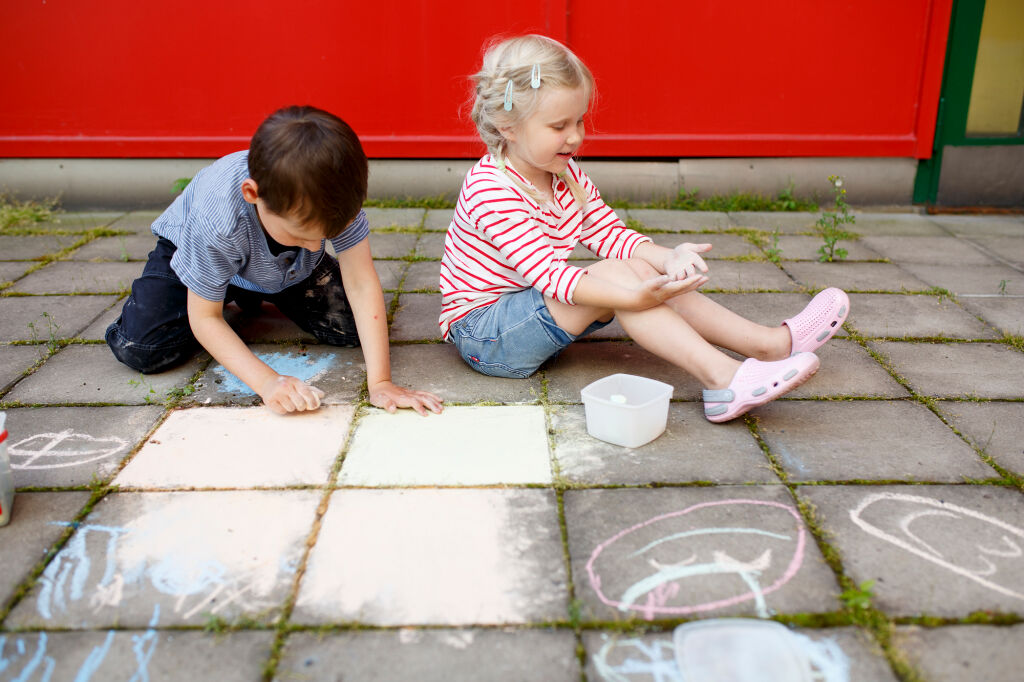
[151, 150, 369, 302]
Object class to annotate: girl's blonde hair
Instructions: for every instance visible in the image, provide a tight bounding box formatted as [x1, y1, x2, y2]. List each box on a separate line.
[470, 34, 595, 206]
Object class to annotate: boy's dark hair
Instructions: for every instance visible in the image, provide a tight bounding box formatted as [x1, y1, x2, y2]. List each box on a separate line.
[248, 105, 368, 239]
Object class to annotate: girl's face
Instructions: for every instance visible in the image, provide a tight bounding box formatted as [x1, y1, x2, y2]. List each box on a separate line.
[502, 86, 588, 190]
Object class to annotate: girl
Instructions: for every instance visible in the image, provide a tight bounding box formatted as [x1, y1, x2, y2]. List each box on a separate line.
[439, 35, 849, 423]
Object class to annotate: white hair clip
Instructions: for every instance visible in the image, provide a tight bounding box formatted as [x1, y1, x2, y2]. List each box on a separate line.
[503, 80, 514, 111]
[530, 64, 541, 89]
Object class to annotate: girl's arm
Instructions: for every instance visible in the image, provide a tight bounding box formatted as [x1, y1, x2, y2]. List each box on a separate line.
[633, 241, 713, 280]
[336, 239, 443, 415]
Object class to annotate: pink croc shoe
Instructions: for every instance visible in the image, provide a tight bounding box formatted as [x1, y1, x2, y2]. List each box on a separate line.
[784, 287, 850, 354]
[703, 352, 820, 423]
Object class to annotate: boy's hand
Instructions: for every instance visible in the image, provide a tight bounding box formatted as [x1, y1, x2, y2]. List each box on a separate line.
[259, 375, 325, 414]
[664, 243, 711, 280]
[369, 380, 444, 416]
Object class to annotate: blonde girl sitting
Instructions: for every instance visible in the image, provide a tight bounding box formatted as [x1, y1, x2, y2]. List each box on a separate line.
[439, 34, 848, 423]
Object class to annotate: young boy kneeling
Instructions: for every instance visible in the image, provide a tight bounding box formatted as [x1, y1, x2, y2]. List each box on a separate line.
[106, 105, 442, 416]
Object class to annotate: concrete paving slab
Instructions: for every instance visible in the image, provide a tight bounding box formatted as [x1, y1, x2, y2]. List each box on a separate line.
[374, 259, 406, 290]
[936, 400, 1024, 475]
[107, 210, 162, 234]
[648, 232, 759, 259]
[292, 488, 567, 625]
[628, 210, 731, 232]
[0, 295, 118, 343]
[845, 293, 998, 339]
[869, 341, 1024, 399]
[785, 339, 909, 399]
[699, 260, 798, 291]
[767, 234, 881, 261]
[4, 344, 205, 406]
[929, 214, 1024, 236]
[339, 406, 549, 486]
[551, 403, 778, 485]
[368, 231, 417, 258]
[390, 293, 443, 341]
[29, 212, 125, 231]
[0, 492, 91, 606]
[424, 208, 453, 231]
[192, 345, 364, 406]
[959, 294, 1024, 337]
[801, 485, 1024, 618]
[0, 630, 274, 682]
[363, 207, 425, 229]
[582, 626, 898, 682]
[0, 262, 31, 283]
[116, 405, 352, 489]
[756, 401, 993, 482]
[0, 345, 47, 395]
[7, 261, 143, 295]
[74, 300, 123, 341]
[68, 232, 157, 261]
[565, 487, 842, 622]
[402, 260, 441, 291]
[859, 235, 1002, 266]
[275, 628, 579, 682]
[389, 343, 542, 404]
[413, 231, 446, 258]
[898, 263, 1024, 296]
[727, 212, 821, 234]
[781, 261, 933, 293]
[843, 214, 947, 236]
[4, 406, 164, 487]
[544, 342, 703, 403]
[6, 490, 320, 628]
[0, 234, 83, 260]
[892, 624, 1024, 682]
[969, 239, 1024, 272]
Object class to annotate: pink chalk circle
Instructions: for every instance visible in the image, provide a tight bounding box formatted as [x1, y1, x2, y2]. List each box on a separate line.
[585, 499, 807, 617]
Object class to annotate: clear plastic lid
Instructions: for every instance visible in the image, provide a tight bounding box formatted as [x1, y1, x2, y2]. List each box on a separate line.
[673, 619, 849, 682]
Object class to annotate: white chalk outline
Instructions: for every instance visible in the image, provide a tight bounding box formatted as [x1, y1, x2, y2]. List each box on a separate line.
[850, 492, 1024, 602]
[10, 430, 129, 470]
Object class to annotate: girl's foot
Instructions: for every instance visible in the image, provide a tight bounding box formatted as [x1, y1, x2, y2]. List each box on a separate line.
[784, 288, 849, 354]
[703, 352, 820, 423]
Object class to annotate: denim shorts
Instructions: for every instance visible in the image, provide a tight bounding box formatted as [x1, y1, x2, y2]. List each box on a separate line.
[448, 287, 611, 379]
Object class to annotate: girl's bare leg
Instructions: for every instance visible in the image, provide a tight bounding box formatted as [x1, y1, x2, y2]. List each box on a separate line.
[623, 260, 792, 360]
[544, 260, 741, 389]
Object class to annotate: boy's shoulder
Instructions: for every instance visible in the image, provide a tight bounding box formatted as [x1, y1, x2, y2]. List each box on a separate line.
[153, 150, 254, 239]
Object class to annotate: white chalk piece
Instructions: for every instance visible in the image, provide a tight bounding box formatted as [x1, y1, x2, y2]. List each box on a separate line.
[609, 394, 628, 404]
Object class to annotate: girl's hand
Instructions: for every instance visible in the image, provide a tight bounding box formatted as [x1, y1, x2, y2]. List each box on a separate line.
[370, 380, 444, 416]
[259, 375, 325, 414]
[664, 243, 712, 280]
[635, 272, 708, 308]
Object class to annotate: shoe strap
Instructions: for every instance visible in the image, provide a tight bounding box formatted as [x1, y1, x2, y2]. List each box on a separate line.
[702, 388, 735, 402]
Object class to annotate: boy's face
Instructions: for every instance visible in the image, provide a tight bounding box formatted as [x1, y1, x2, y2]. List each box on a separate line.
[241, 179, 325, 251]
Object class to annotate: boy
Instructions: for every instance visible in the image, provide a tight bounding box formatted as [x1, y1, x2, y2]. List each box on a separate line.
[106, 105, 442, 416]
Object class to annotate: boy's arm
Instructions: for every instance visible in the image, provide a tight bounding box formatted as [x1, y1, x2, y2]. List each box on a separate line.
[335, 239, 443, 416]
[187, 291, 324, 414]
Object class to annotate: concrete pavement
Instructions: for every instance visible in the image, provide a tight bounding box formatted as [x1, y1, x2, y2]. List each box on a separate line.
[2, 206, 1023, 680]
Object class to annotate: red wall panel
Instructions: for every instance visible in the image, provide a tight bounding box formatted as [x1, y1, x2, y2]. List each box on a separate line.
[0, 0, 949, 158]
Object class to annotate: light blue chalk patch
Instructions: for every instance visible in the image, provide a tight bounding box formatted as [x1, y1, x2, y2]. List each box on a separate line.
[212, 352, 337, 395]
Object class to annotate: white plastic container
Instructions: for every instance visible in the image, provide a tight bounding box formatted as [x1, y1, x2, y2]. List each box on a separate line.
[0, 412, 13, 527]
[580, 374, 673, 448]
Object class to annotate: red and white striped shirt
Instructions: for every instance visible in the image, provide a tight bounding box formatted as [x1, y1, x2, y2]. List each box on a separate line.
[438, 155, 650, 340]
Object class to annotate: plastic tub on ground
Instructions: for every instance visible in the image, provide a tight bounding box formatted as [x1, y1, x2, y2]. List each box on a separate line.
[580, 374, 673, 448]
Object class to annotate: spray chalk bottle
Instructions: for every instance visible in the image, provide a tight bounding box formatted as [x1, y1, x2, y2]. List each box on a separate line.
[0, 412, 13, 526]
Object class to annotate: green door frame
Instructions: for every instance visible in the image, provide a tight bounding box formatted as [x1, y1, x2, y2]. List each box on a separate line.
[914, 0, 1024, 204]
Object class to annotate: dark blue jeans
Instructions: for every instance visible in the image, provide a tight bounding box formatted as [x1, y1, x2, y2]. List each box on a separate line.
[106, 237, 359, 373]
